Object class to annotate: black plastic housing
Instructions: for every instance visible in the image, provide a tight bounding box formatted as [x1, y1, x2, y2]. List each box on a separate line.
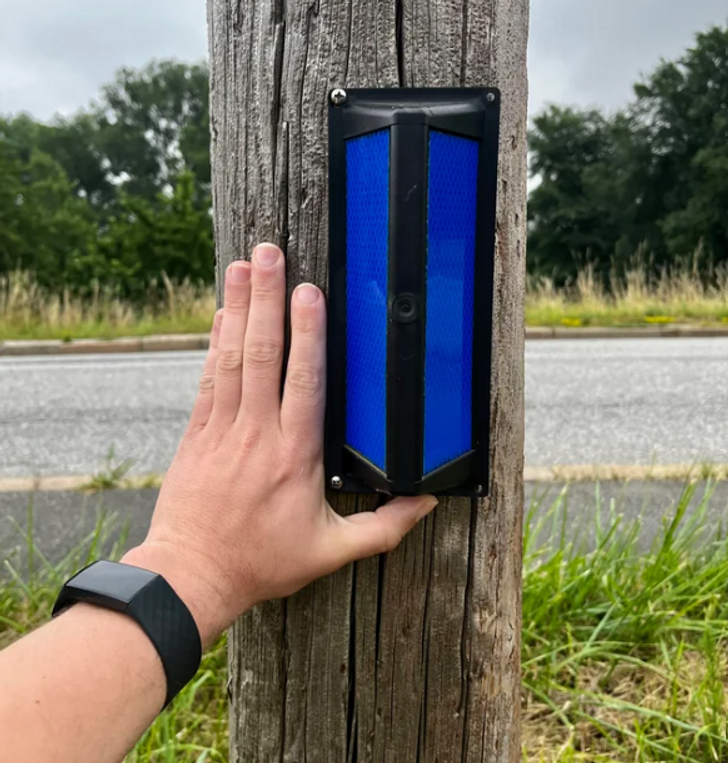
[326, 88, 500, 497]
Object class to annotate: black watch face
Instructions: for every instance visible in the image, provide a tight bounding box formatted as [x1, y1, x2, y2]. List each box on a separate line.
[71, 561, 157, 604]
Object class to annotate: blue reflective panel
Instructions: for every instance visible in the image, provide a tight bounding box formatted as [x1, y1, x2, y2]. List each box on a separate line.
[424, 131, 479, 474]
[345, 130, 390, 471]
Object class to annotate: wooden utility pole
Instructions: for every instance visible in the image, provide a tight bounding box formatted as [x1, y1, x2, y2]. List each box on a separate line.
[207, 1, 529, 761]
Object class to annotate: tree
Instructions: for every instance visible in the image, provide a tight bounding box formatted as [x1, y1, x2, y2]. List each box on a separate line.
[208, 1, 528, 761]
[81, 172, 214, 297]
[634, 24, 728, 265]
[528, 107, 620, 281]
[0, 113, 114, 210]
[0, 128, 94, 285]
[2, 60, 211, 211]
[0, 62, 215, 296]
[528, 22, 728, 281]
[95, 60, 211, 200]
[38, 114, 116, 209]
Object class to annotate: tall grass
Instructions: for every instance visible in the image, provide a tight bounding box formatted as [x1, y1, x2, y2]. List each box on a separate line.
[0, 271, 216, 341]
[2, 260, 728, 341]
[523, 482, 728, 761]
[2, 484, 728, 761]
[527, 261, 728, 327]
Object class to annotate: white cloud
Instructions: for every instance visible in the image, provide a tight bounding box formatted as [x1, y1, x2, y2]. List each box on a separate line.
[0, 0, 725, 120]
[0, 0, 207, 119]
[530, 0, 727, 115]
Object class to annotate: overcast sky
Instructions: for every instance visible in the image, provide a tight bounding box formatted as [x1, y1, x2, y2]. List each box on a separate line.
[0, 0, 725, 121]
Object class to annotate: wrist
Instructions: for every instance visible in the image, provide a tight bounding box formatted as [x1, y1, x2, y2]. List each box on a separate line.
[121, 543, 235, 649]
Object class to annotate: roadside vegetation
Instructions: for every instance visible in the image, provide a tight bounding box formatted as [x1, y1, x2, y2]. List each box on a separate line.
[0, 270, 215, 341]
[2, 483, 728, 761]
[2, 24, 728, 344]
[527, 261, 728, 328]
[1, 262, 728, 342]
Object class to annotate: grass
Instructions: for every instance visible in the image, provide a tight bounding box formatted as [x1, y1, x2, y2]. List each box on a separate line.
[0, 271, 216, 341]
[522, 481, 728, 761]
[80, 447, 137, 493]
[2, 262, 728, 342]
[527, 263, 728, 328]
[2, 482, 728, 761]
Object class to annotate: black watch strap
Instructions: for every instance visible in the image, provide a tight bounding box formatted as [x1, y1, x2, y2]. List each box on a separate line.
[53, 560, 202, 707]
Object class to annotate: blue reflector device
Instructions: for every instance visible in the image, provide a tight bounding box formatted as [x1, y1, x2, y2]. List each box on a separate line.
[326, 89, 500, 497]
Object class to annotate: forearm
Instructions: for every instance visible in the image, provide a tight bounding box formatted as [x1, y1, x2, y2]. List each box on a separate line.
[0, 603, 165, 763]
[0, 248, 434, 760]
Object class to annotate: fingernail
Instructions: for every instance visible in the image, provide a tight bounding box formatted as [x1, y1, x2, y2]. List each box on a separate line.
[419, 496, 439, 518]
[255, 244, 280, 267]
[229, 261, 250, 284]
[296, 283, 320, 305]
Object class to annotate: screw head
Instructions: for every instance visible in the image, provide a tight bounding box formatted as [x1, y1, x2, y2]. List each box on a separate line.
[330, 88, 347, 106]
[476, 484, 485, 495]
[331, 476, 344, 490]
[486, 92, 496, 103]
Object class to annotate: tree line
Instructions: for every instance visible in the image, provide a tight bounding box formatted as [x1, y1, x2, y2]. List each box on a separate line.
[0, 61, 213, 299]
[0, 23, 726, 299]
[529, 23, 728, 283]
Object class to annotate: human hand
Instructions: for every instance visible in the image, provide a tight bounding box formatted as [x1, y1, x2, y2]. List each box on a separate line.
[123, 243, 437, 647]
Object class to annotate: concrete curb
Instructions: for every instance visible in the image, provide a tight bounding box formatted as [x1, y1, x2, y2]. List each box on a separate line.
[0, 475, 164, 493]
[0, 334, 210, 357]
[1, 465, 725, 493]
[528, 325, 728, 340]
[524, 464, 728, 482]
[2, 325, 728, 357]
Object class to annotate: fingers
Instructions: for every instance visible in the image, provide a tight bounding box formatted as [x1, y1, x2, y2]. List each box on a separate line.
[209, 261, 252, 424]
[241, 244, 286, 423]
[281, 284, 326, 453]
[332, 496, 438, 564]
[188, 309, 224, 431]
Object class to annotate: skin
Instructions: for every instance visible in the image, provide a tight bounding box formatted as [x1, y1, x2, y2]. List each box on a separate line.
[0, 243, 437, 763]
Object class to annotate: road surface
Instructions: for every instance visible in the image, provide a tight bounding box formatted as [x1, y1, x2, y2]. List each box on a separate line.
[526, 338, 728, 466]
[0, 338, 727, 478]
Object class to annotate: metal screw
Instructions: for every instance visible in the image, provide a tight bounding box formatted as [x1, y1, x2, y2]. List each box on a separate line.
[486, 92, 496, 103]
[331, 476, 344, 490]
[330, 88, 347, 106]
[476, 485, 485, 494]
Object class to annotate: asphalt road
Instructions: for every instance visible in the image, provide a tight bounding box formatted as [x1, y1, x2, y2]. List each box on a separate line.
[0, 338, 727, 478]
[0, 352, 202, 478]
[526, 338, 728, 465]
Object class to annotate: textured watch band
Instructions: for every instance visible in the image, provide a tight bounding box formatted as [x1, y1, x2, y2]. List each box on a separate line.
[52, 560, 202, 707]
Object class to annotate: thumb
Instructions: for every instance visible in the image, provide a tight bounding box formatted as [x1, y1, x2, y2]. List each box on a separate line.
[334, 495, 438, 563]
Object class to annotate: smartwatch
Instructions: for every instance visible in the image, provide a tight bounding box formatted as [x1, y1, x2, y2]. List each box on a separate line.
[53, 560, 202, 707]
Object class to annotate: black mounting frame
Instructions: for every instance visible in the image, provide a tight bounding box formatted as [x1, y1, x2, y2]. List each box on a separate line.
[326, 88, 501, 497]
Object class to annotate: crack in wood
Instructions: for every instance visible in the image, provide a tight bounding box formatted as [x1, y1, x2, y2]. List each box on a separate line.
[280, 599, 290, 763]
[346, 558, 358, 763]
[395, 0, 405, 86]
[459, 499, 478, 762]
[271, 14, 286, 191]
[459, 0, 468, 85]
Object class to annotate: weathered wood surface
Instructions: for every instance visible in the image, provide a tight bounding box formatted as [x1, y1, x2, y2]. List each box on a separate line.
[207, 1, 529, 760]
